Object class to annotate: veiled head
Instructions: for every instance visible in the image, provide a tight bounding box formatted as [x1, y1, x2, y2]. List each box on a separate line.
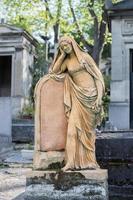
[59, 36, 73, 54]
[59, 36, 73, 45]
[58, 36, 84, 59]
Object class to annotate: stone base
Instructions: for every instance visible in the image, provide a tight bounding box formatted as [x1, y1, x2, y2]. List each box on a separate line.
[25, 169, 108, 200]
[33, 151, 65, 170]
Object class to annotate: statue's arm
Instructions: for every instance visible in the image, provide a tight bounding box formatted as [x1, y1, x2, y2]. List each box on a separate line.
[95, 79, 103, 106]
[52, 52, 66, 73]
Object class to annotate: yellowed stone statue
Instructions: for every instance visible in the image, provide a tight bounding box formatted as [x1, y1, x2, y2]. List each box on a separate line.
[34, 36, 105, 171]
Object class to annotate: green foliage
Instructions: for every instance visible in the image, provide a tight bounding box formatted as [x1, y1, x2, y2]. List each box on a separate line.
[0, 163, 9, 168]
[102, 43, 111, 59]
[29, 44, 50, 104]
[19, 104, 34, 118]
[4, 0, 46, 33]
[102, 93, 110, 121]
[27, 143, 34, 150]
[3, 0, 111, 58]
[104, 75, 111, 92]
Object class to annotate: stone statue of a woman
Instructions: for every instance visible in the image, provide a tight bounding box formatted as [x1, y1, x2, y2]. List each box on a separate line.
[49, 36, 105, 171]
[34, 36, 105, 171]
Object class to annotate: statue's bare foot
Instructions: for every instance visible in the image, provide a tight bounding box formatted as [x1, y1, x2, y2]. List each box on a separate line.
[61, 164, 74, 172]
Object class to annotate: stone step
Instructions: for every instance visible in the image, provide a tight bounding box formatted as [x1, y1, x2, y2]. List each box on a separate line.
[25, 169, 108, 200]
[2, 150, 32, 168]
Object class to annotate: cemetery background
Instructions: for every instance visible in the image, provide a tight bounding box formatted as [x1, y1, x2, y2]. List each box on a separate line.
[0, 0, 133, 200]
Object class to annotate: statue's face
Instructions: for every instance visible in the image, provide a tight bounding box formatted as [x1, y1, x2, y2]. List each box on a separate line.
[60, 41, 72, 54]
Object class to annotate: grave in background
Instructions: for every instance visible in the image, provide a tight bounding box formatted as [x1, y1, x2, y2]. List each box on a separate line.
[108, 0, 133, 129]
[0, 23, 37, 152]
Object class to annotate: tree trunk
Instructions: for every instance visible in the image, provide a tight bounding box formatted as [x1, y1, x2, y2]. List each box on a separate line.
[91, 6, 108, 65]
[53, 23, 60, 53]
[53, 23, 60, 44]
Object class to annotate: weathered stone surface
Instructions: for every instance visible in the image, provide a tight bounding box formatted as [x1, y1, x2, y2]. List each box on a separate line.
[108, 6, 133, 129]
[21, 150, 34, 160]
[0, 98, 11, 136]
[25, 169, 108, 200]
[0, 135, 12, 153]
[12, 119, 34, 143]
[3, 150, 32, 168]
[0, 24, 37, 117]
[37, 78, 67, 151]
[96, 131, 133, 160]
[34, 77, 68, 170]
[33, 151, 65, 170]
[96, 132, 133, 200]
[0, 98, 12, 153]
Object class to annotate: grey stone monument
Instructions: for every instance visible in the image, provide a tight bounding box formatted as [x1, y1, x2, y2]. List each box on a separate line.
[107, 0, 133, 129]
[0, 23, 37, 152]
[0, 23, 37, 117]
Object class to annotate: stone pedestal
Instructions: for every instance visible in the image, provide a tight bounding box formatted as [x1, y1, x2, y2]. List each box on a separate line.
[25, 169, 108, 200]
[33, 151, 65, 170]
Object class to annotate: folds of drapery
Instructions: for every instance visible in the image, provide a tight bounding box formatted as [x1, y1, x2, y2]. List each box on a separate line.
[63, 74, 101, 168]
[64, 74, 103, 129]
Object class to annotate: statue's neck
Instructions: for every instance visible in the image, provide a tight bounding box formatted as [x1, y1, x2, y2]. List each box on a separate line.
[68, 50, 75, 59]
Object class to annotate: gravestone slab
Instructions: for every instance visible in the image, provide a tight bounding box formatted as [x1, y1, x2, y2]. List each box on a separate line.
[39, 78, 67, 151]
[34, 76, 67, 170]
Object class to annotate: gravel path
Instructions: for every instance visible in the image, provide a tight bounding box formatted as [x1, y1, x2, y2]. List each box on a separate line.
[0, 167, 32, 200]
